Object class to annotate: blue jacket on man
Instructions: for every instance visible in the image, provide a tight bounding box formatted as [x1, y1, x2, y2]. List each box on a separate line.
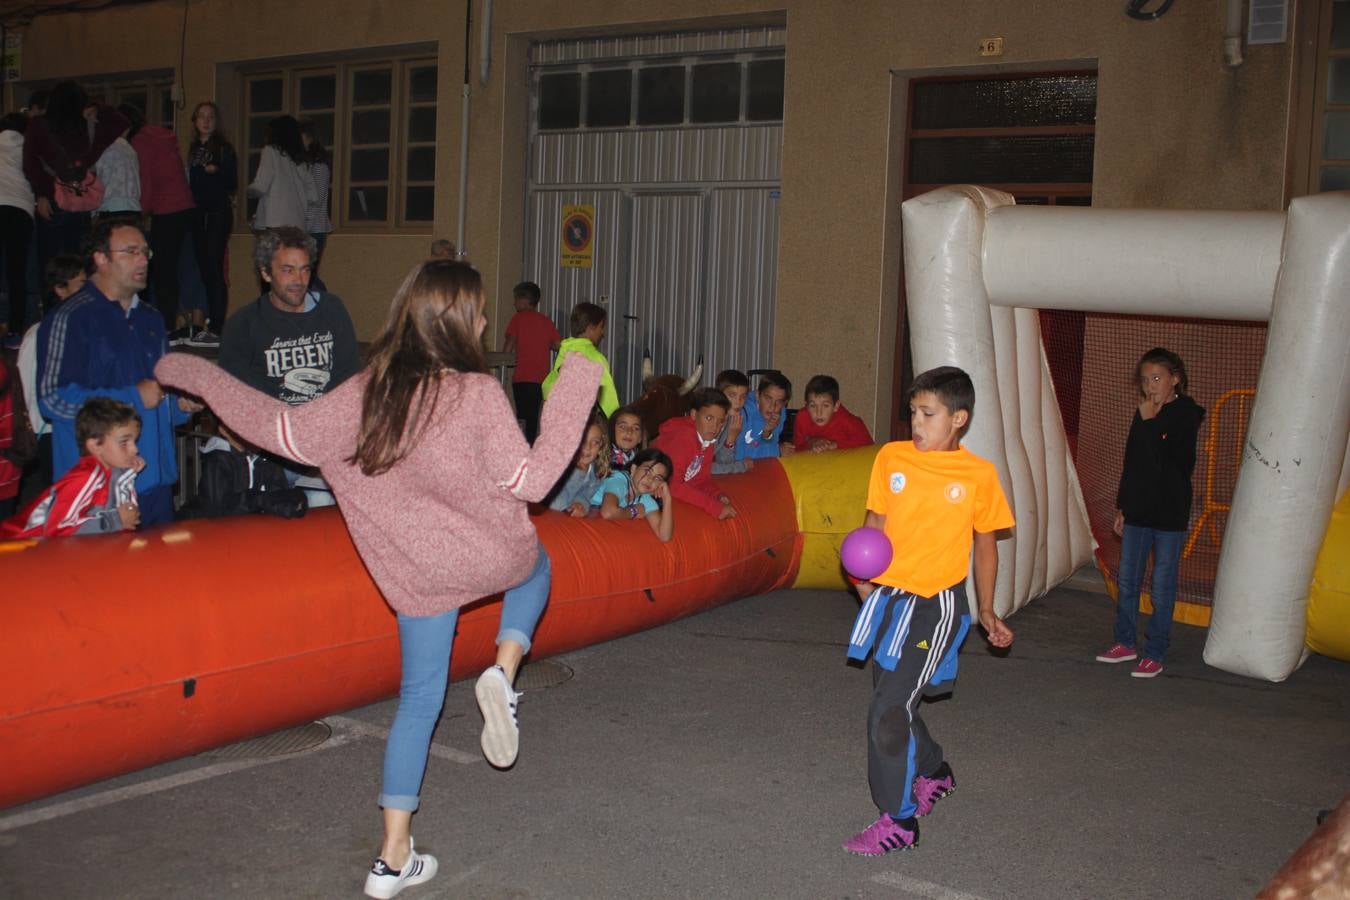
[37, 281, 190, 525]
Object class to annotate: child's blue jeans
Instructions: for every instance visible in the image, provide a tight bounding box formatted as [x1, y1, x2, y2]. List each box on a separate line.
[378, 544, 551, 811]
[1113, 525, 1184, 663]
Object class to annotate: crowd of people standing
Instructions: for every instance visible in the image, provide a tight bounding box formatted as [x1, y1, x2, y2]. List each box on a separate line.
[0, 82, 338, 352]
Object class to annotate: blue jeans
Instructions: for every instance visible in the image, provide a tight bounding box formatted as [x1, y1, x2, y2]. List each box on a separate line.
[1113, 525, 1184, 663]
[378, 544, 551, 811]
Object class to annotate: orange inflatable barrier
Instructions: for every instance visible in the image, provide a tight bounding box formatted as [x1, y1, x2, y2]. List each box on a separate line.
[0, 461, 802, 809]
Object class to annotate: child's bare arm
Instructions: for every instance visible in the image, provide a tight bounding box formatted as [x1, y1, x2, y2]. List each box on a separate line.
[647, 481, 675, 541]
[974, 529, 1013, 647]
[597, 491, 627, 520]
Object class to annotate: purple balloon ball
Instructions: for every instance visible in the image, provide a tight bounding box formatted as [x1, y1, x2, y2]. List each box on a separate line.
[840, 526, 894, 581]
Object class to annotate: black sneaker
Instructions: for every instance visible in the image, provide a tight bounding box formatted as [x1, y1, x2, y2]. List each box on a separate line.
[167, 326, 193, 346]
[185, 329, 221, 348]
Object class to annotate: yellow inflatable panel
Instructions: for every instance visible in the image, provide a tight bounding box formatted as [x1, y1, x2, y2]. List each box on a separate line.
[1307, 488, 1350, 661]
[780, 445, 881, 590]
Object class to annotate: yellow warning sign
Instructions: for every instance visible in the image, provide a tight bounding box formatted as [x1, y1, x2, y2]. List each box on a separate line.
[561, 204, 594, 269]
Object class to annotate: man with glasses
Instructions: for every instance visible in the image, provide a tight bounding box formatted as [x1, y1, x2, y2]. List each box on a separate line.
[36, 217, 198, 525]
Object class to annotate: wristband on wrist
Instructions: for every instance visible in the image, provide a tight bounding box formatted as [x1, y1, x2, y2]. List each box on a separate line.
[628, 504, 639, 519]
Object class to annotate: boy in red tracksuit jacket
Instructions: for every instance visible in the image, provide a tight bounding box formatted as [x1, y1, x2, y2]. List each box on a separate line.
[793, 374, 873, 453]
[1, 397, 142, 538]
[653, 387, 737, 520]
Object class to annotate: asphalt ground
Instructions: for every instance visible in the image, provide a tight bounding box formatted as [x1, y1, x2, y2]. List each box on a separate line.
[3, 572, 1347, 899]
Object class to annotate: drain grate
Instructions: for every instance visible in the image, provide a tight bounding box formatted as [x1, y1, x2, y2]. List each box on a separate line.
[205, 721, 333, 759]
[515, 659, 574, 690]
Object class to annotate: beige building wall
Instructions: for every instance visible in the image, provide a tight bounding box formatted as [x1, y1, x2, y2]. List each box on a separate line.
[13, 0, 1293, 436]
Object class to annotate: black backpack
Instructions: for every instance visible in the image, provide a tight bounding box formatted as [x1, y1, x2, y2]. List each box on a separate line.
[192, 446, 306, 519]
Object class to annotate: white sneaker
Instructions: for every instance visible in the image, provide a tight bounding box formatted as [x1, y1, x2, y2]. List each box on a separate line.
[475, 664, 520, 768]
[363, 836, 438, 899]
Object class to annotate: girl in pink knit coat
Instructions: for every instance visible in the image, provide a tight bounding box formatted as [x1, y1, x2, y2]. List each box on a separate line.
[155, 260, 601, 900]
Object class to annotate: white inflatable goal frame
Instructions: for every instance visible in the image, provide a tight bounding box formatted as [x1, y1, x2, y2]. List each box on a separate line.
[900, 185, 1350, 682]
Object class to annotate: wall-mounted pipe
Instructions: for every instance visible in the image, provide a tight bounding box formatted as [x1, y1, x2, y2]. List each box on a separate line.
[479, 0, 492, 86]
[455, 0, 472, 258]
[1224, 0, 1246, 67]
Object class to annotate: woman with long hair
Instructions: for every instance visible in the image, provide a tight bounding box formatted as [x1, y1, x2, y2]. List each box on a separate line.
[298, 120, 332, 291]
[154, 259, 602, 899]
[246, 114, 313, 231]
[21, 80, 129, 280]
[186, 101, 237, 344]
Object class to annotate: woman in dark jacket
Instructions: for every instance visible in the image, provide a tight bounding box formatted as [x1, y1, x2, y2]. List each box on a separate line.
[186, 101, 238, 343]
[21, 81, 128, 267]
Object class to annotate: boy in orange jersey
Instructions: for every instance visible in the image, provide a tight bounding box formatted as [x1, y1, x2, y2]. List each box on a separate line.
[841, 366, 1014, 857]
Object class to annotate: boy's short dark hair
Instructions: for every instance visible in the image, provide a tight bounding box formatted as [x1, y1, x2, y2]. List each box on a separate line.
[908, 366, 975, 423]
[757, 370, 792, 400]
[569, 302, 607, 337]
[689, 387, 731, 413]
[715, 369, 749, 391]
[513, 281, 542, 306]
[44, 253, 86, 307]
[804, 374, 840, 403]
[76, 397, 140, 453]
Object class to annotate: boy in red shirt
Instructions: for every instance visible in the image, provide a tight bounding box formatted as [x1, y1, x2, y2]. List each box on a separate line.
[652, 387, 736, 520]
[2, 396, 142, 538]
[793, 374, 873, 453]
[503, 281, 561, 444]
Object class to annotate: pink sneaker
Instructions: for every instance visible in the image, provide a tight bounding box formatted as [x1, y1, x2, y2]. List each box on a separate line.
[1095, 643, 1138, 663]
[913, 762, 955, 817]
[1131, 657, 1164, 678]
[842, 814, 919, 856]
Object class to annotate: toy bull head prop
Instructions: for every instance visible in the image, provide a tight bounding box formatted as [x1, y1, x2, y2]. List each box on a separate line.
[632, 352, 703, 439]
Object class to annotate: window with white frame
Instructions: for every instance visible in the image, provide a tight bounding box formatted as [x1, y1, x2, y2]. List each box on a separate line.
[240, 52, 437, 231]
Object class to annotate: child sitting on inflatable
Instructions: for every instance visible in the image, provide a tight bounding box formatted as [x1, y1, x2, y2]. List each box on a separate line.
[155, 260, 601, 900]
[547, 408, 609, 516]
[608, 404, 644, 471]
[792, 374, 873, 453]
[2, 397, 142, 538]
[736, 371, 794, 460]
[653, 386, 736, 520]
[591, 446, 674, 541]
[711, 368, 752, 474]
